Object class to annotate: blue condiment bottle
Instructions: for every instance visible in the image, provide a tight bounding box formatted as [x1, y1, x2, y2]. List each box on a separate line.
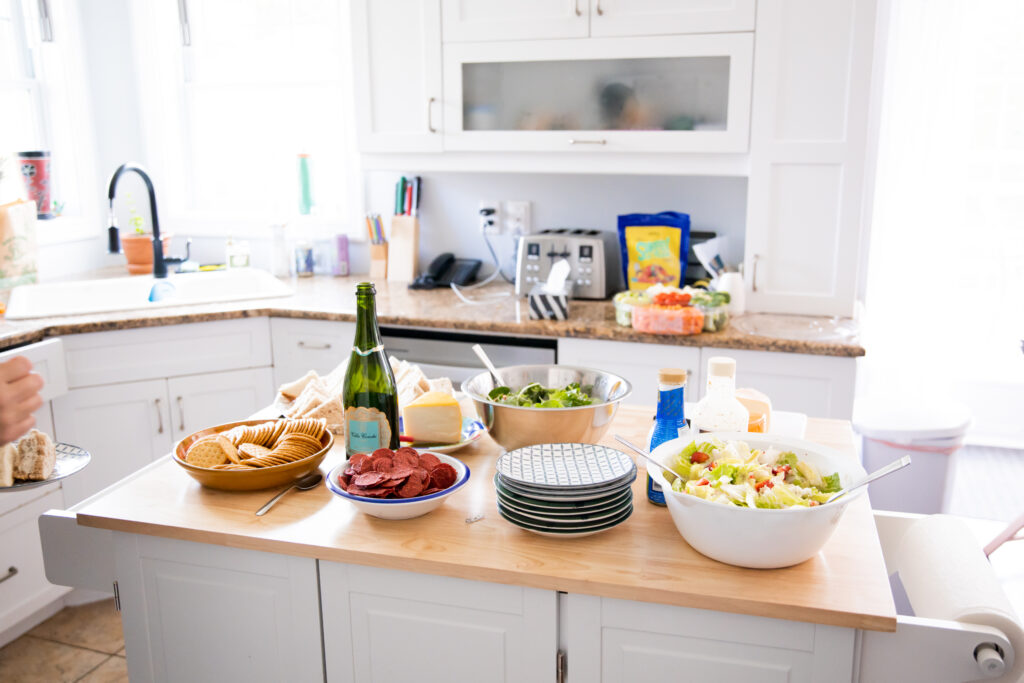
[646, 368, 688, 506]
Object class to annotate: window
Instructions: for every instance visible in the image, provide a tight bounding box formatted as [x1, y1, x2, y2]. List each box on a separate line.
[133, 0, 358, 237]
[862, 0, 1024, 446]
[0, 0, 98, 243]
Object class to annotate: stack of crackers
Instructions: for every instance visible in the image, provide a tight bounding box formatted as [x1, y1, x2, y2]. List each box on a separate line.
[183, 417, 327, 470]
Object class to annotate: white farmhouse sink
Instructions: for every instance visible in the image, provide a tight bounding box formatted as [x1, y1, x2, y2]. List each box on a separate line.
[6, 269, 293, 320]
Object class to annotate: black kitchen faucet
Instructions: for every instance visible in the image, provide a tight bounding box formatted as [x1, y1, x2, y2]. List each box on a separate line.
[106, 163, 190, 278]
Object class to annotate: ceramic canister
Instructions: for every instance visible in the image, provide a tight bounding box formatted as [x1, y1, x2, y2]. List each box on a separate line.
[17, 151, 53, 220]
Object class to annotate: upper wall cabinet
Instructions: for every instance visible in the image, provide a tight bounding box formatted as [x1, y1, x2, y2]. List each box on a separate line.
[351, 0, 443, 152]
[590, 0, 756, 37]
[742, 0, 881, 317]
[443, 34, 753, 153]
[442, 0, 589, 42]
[441, 1, 756, 42]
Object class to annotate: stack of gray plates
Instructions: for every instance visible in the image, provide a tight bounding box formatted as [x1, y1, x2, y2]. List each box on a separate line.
[494, 443, 637, 538]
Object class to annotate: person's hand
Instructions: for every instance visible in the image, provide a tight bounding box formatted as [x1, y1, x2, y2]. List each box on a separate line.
[0, 357, 44, 444]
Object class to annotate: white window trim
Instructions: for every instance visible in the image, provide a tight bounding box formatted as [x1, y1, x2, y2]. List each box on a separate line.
[129, 0, 364, 240]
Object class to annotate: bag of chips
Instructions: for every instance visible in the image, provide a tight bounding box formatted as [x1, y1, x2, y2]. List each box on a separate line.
[618, 212, 690, 291]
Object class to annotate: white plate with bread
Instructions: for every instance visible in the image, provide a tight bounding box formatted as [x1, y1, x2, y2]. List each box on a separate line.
[0, 429, 91, 491]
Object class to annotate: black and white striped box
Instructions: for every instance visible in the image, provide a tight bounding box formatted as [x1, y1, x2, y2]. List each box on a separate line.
[528, 284, 571, 320]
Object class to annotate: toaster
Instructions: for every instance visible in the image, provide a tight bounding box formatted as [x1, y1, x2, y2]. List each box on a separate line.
[515, 229, 620, 299]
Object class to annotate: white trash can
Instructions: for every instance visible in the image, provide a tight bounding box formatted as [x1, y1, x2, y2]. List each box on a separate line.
[853, 399, 971, 514]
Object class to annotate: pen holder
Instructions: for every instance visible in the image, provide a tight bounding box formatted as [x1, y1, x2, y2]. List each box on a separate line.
[387, 215, 419, 282]
[369, 243, 388, 280]
[528, 283, 571, 321]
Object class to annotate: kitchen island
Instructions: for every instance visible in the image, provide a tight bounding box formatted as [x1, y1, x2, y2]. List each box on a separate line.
[42, 405, 896, 683]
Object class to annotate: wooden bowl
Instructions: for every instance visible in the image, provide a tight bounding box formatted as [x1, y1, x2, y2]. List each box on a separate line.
[173, 419, 333, 491]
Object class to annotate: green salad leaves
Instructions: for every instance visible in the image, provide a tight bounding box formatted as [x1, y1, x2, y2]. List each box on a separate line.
[487, 382, 594, 408]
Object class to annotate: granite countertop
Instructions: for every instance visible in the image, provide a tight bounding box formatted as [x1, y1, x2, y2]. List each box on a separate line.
[0, 273, 865, 357]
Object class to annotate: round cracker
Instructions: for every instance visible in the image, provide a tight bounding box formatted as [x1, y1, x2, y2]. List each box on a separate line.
[186, 439, 230, 469]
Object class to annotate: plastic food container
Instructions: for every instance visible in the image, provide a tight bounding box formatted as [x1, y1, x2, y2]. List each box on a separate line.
[631, 305, 704, 335]
[699, 304, 729, 332]
[612, 291, 649, 327]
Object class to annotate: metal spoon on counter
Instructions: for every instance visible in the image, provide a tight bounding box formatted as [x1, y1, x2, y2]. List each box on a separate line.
[614, 436, 677, 485]
[471, 343, 504, 385]
[255, 472, 323, 516]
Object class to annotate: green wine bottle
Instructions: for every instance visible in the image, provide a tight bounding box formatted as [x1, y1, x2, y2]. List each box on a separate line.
[343, 282, 399, 452]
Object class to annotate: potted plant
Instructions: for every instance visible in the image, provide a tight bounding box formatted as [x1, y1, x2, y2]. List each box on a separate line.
[120, 194, 170, 275]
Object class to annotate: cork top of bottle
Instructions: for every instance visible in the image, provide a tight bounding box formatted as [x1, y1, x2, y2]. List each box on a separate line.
[658, 368, 687, 384]
[707, 356, 736, 378]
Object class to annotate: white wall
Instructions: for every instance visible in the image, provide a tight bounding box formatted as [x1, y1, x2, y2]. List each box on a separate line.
[365, 171, 747, 278]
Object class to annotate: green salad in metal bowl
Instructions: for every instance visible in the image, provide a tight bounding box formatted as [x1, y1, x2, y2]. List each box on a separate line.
[487, 382, 593, 408]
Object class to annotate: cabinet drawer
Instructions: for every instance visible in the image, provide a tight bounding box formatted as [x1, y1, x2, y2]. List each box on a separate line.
[63, 319, 273, 387]
[270, 318, 353, 388]
[0, 489, 68, 632]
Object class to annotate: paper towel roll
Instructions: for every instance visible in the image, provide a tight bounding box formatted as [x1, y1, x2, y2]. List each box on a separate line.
[896, 515, 1024, 683]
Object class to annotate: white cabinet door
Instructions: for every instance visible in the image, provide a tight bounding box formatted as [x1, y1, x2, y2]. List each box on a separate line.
[559, 337, 701, 408]
[114, 534, 322, 683]
[167, 367, 274, 439]
[743, 0, 881, 316]
[565, 593, 856, 683]
[442, 0, 589, 42]
[591, 0, 756, 36]
[270, 318, 354, 389]
[0, 489, 69, 642]
[320, 562, 556, 683]
[351, 0, 443, 152]
[699, 348, 856, 419]
[53, 380, 172, 506]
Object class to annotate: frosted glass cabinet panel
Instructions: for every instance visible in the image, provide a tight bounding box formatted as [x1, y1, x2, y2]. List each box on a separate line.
[443, 34, 753, 153]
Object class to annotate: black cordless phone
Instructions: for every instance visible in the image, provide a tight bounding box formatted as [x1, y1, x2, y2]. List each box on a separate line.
[409, 253, 482, 289]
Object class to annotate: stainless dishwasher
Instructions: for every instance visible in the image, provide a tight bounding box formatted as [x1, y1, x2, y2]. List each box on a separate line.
[380, 327, 557, 385]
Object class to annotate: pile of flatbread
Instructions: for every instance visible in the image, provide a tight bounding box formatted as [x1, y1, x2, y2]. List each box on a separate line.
[276, 358, 456, 437]
[276, 363, 346, 435]
[390, 357, 454, 407]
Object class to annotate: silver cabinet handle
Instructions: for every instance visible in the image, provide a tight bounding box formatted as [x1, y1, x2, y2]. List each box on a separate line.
[569, 138, 607, 145]
[155, 398, 164, 435]
[177, 0, 191, 46]
[427, 97, 437, 133]
[298, 340, 331, 350]
[0, 566, 17, 584]
[574, 0, 581, 16]
[596, 0, 604, 16]
[176, 396, 185, 432]
[38, 0, 54, 42]
[751, 254, 760, 293]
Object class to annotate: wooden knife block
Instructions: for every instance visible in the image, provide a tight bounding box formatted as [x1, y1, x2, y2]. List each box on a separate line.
[387, 216, 419, 282]
[369, 243, 388, 280]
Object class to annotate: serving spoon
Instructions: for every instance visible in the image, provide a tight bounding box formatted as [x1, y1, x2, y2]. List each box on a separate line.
[825, 455, 911, 504]
[255, 472, 323, 516]
[614, 435, 677, 484]
[471, 343, 503, 386]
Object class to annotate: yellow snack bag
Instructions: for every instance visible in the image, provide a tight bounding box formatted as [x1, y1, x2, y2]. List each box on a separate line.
[618, 212, 690, 291]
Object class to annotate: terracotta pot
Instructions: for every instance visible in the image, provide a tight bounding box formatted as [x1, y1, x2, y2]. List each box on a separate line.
[121, 233, 172, 275]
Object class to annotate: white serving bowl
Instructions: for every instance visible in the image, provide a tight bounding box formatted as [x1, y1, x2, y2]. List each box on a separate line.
[649, 432, 868, 569]
[325, 451, 470, 521]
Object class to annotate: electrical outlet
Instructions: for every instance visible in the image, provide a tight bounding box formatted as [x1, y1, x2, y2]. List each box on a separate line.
[505, 200, 532, 237]
[479, 199, 501, 235]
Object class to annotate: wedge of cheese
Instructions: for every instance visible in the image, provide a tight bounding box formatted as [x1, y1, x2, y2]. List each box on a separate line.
[402, 391, 461, 444]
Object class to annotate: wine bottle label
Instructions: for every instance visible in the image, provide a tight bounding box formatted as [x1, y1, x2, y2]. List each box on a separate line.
[351, 344, 385, 357]
[345, 406, 392, 453]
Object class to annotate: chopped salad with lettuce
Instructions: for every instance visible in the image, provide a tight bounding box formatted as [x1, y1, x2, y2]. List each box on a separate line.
[665, 437, 842, 508]
[487, 382, 593, 408]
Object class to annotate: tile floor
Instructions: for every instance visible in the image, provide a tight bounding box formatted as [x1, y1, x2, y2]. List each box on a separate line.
[0, 599, 126, 683]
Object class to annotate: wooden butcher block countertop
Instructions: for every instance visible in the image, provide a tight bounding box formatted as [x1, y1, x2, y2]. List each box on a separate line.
[74, 406, 897, 632]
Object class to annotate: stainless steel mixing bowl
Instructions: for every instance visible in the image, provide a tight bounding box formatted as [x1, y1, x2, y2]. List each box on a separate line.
[461, 365, 632, 451]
